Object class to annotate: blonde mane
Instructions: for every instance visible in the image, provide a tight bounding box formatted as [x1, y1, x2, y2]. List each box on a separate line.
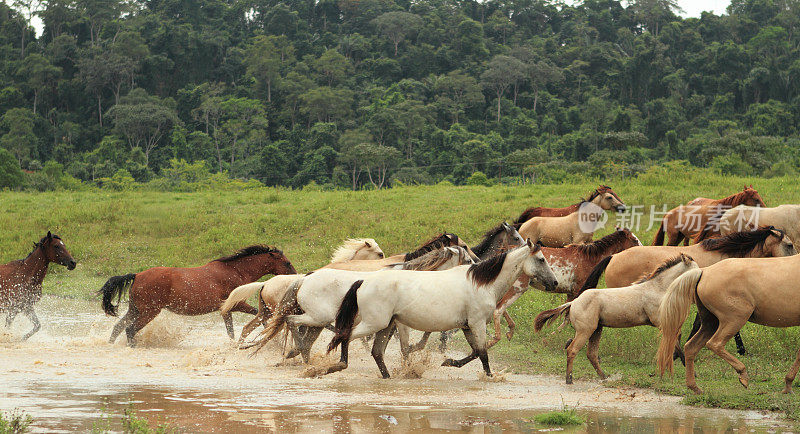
[330, 238, 381, 263]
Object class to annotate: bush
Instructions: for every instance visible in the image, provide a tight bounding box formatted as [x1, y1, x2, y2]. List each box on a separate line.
[0, 148, 25, 189]
[710, 154, 752, 176]
[0, 409, 33, 433]
[466, 171, 493, 186]
[97, 169, 137, 190]
[25, 160, 86, 191]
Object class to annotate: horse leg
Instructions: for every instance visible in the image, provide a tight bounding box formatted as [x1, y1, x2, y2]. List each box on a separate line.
[705, 315, 751, 389]
[442, 328, 479, 368]
[565, 329, 591, 385]
[683, 304, 718, 395]
[586, 326, 607, 380]
[410, 332, 431, 352]
[371, 325, 395, 379]
[733, 332, 746, 356]
[666, 228, 684, 246]
[238, 315, 261, 344]
[232, 301, 258, 315]
[438, 330, 451, 352]
[783, 346, 800, 394]
[125, 308, 160, 348]
[395, 323, 411, 359]
[504, 311, 516, 340]
[326, 339, 350, 375]
[222, 312, 235, 339]
[21, 306, 40, 340]
[298, 326, 323, 363]
[109, 307, 135, 344]
[5, 307, 19, 328]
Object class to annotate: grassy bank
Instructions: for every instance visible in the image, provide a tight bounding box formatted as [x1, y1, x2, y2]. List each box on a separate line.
[2, 168, 800, 417]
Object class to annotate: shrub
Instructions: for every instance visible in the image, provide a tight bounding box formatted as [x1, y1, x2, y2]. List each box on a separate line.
[466, 171, 493, 186]
[0, 148, 25, 189]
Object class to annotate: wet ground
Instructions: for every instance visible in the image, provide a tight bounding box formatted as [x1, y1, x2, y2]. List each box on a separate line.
[0, 296, 793, 433]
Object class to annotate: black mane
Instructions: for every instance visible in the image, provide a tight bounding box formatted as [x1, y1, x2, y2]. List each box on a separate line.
[573, 230, 628, 257]
[701, 226, 782, 257]
[404, 232, 459, 261]
[635, 255, 686, 284]
[214, 245, 280, 263]
[467, 252, 507, 287]
[471, 223, 508, 258]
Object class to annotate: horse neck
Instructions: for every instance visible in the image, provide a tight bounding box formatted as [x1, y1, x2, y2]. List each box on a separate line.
[690, 243, 731, 263]
[20, 247, 50, 286]
[218, 255, 276, 282]
[486, 250, 528, 303]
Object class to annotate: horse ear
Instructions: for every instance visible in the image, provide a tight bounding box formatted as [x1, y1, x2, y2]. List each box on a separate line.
[364, 241, 371, 248]
[525, 238, 532, 249]
[47, 231, 52, 239]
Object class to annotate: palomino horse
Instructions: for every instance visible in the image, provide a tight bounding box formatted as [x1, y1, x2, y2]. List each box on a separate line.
[718, 204, 800, 245]
[219, 238, 384, 343]
[222, 233, 467, 343]
[247, 246, 476, 361]
[536, 254, 697, 384]
[653, 186, 766, 246]
[514, 186, 626, 223]
[326, 241, 558, 378]
[0, 232, 76, 340]
[517, 202, 612, 247]
[579, 226, 795, 356]
[485, 228, 642, 348]
[656, 252, 800, 394]
[100, 245, 297, 346]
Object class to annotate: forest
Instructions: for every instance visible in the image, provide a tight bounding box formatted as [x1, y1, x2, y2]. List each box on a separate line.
[0, 0, 799, 190]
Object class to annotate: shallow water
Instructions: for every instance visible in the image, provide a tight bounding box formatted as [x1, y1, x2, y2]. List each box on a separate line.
[0, 296, 792, 433]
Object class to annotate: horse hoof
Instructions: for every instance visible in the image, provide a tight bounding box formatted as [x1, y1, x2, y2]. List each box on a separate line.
[325, 362, 347, 375]
[783, 386, 793, 394]
[442, 358, 455, 367]
[566, 377, 573, 385]
[739, 375, 749, 389]
[689, 386, 703, 395]
[506, 332, 513, 340]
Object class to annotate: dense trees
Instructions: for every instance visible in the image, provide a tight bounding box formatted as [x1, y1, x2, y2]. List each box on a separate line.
[0, 0, 799, 190]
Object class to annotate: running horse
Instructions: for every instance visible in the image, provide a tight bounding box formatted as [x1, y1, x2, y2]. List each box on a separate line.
[0, 232, 77, 340]
[100, 245, 297, 346]
[514, 185, 626, 224]
[653, 186, 766, 246]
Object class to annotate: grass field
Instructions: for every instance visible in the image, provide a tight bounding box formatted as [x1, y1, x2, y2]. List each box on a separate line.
[3, 166, 800, 418]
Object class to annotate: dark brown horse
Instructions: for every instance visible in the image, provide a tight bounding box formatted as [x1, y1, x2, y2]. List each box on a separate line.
[653, 186, 766, 246]
[100, 245, 297, 346]
[1, 232, 77, 340]
[514, 185, 625, 224]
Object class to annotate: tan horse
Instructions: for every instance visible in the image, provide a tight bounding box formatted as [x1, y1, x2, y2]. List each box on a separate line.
[718, 204, 800, 245]
[653, 186, 766, 246]
[535, 254, 698, 384]
[514, 186, 626, 224]
[656, 252, 800, 394]
[517, 203, 615, 248]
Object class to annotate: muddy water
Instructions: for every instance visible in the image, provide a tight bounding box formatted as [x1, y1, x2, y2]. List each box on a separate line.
[0, 296, 792, 433]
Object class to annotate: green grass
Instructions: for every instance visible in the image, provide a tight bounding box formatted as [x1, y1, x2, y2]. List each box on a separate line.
[2, 169, 800, 418]
[534, 405, 585, 426]
[0, 410, 32, 434]
[92, 404, 174, 434]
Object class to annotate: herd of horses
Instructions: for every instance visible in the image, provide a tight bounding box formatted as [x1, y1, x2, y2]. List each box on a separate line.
[3, 185, 800, 395]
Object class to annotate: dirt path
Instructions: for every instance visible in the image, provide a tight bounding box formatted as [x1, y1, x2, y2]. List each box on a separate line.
[0, 297, 788, 432]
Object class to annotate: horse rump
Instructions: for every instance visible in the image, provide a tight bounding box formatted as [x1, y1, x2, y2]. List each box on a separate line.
[98, 273, 136, 317]
[327, 280, 363, 353]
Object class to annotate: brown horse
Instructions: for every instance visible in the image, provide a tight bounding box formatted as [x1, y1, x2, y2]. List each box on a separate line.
[514, 185, 625, 224]
[656, 252, 800, 394]
[485, 228, 642, 348]
[0, 232, 76, 340]
[653, 186, 766, 246]
[100, 245, 297, 346]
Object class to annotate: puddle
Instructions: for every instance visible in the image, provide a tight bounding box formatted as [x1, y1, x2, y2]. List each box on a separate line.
[0, 296, 793, 433]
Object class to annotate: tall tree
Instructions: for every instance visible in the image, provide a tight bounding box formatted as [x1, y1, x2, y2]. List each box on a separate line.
[481, 55, 525, 122]
[371, 11, 423, 56]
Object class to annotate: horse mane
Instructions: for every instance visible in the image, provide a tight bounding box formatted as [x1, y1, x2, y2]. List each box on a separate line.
[471, 223, 507, 257]
[718, 188, 762, 207]
[572, 230, 629, 258]
[700, 226, 782, 257]
[330, 238, 379, 263]
[635, 255, 688, 284]
[467, 252, 507, 287]
[214, 245, 280, 263]
[399, 247, 463, 271]
[23, 233, 61, 260]
[403, 232, 458, 261]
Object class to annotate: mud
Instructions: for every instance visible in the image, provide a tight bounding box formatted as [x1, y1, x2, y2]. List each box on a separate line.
[0, 296, 790, 433]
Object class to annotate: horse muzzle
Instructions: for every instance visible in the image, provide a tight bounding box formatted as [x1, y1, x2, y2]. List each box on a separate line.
[615, 205, 627, 213]
[66, 260, 77, 270]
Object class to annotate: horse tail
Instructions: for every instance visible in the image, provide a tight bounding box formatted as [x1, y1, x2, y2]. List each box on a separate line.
[327, 280, 363, 353]
[652, 220, 666, 245]
[656, 268, 703, 376]
[221, 282, 264, 315]
[98, 274, 136, 317]
[258, 277, 304, 344]
[576, 255, 612, 297]
[534, 302, 571, 332]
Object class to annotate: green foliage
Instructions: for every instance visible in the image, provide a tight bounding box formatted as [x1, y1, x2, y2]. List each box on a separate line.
[465, 171, 493, 186]
[0, 148, 25, 189]
[711, 154, 753, 176]
[534, 406, 584, 426]
[0, 409, 32, 434]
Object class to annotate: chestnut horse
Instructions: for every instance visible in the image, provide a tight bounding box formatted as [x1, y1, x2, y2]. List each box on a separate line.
[514, 186, 626, 224]
[653, 186, 766, 246]
[1, 232, 76, 340]
[657, 252, 800, 394]
[100, 245, 297, 346]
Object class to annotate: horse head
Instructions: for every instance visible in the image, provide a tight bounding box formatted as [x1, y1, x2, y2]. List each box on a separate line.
[522, 239, 559, 292]
[40, 231, 76, 270]
[591, 186, 626, 213]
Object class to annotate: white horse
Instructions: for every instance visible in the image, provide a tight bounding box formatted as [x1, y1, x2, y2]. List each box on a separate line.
[250, 246, 476, 361]
[327, 241, 558, 378]
[719, 204, 800, 245]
